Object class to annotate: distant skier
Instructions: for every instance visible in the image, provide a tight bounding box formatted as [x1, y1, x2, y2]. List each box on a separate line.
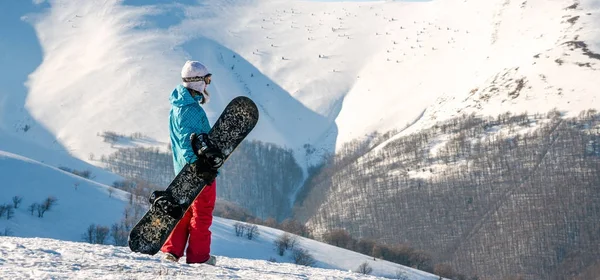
[161, 60, 217, 265]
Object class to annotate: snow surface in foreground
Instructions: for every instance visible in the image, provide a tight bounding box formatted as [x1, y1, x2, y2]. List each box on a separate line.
[0, 230, 438, 280]
[0, 236, 391, 280]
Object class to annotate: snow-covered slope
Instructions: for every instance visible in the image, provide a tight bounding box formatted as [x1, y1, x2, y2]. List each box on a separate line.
[1, 0, 598, 173]
[0, 151, 129, 240]
[0, 152, 441, 279]
[0, 235, 439, 280]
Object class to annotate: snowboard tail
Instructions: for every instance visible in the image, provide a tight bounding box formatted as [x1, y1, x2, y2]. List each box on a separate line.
[128, 96, 259, 255]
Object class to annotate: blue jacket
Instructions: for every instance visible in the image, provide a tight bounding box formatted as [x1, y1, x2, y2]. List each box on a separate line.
[169, 85, 211, 174]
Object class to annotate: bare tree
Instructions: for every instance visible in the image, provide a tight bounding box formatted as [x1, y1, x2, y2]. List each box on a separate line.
[36, 204, 45, 217]
[82, 224, 95, 243]
[409, 250, 433, 272]
[291, 248, 315, 266]
[82, 224, 110, 244]
[94, 225, 110, 244]
[322, 228, 353, 249]
[42, 196, 58, 212]
[234, 222, 246, 237]
[12, 196, 23, 209]
[356, 261, 373, 275]
[28, 203, 37, 216]
[355, 238, 376, 255]
[280, 219, 311, 237]
[288, 234, 299, 250]
[274, 232, 298, 256]
[246, 224, 259, 240]
[34, 196, 58, 218]
[122, 203, 145, 231]
[111, 223, 128, 246]
[5, 205, 14, 220]
[263, 217, 278, 228]
[275, 238, 287, 256]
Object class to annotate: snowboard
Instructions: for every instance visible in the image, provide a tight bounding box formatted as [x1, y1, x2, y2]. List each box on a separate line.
[128, 96, 259, 255]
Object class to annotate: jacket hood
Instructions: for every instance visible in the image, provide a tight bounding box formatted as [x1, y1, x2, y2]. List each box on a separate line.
[170, 85, 202, 107]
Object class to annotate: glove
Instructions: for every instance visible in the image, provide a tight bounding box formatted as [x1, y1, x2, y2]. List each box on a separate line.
[190, 133, 224, 169]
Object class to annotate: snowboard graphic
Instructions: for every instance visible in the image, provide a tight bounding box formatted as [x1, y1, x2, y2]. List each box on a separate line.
[128, 96, 259, 255]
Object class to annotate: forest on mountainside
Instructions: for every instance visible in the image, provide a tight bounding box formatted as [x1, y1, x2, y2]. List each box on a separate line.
[296, 109, 600, 280]
[101, 140, 302, 220]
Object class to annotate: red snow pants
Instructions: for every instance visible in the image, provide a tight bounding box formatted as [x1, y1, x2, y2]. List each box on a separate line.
[160, 180, 216, 263]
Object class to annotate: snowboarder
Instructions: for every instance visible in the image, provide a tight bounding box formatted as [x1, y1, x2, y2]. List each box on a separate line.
[161, 60, 217, 265]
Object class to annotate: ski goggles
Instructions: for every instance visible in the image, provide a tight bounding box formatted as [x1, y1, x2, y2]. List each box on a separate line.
[182, 73, 212, 83]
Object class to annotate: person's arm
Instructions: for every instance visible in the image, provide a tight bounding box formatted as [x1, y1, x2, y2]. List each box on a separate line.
[177, 106, 200, 164]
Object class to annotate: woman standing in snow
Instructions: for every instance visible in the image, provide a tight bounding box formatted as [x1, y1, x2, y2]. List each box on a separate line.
[161, 60, 217, 265]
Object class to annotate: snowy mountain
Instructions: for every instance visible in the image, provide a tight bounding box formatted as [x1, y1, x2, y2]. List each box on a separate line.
[0, 152, 442, 279]
[2, 0, 598, 174]
[2, 0, 598, 223]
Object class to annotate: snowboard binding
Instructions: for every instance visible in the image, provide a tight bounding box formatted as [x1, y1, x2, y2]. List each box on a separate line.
[149, 191, 183, 220]
[148, 190, 167, 205]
